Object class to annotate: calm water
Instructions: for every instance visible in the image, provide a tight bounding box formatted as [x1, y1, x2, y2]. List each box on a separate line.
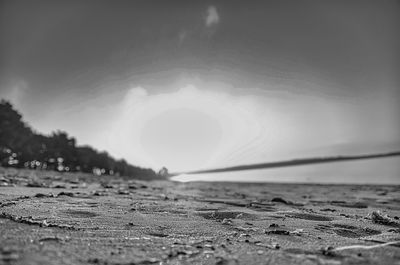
[171, 157, 400, 184]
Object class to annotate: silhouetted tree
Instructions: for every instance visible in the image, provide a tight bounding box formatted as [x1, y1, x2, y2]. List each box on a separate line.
[0, 100, 161, 179]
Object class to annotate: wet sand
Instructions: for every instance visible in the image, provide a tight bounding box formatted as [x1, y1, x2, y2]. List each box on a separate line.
[0, 167, 399, 265]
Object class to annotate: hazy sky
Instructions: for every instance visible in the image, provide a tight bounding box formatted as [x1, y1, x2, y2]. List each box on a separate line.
[1, 0, 399, 172]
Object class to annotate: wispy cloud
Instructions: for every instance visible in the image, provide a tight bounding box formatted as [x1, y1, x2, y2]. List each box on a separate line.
[205, 6, 219, 27]
[178, 30, 187, 46]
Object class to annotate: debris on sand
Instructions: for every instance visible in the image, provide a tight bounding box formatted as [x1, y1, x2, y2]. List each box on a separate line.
[320, 208, 336, 212]
[117, 189, 130, 195]
[369, 211, 400, 227]
[27, 181, 48, 188]
[38, 236, 64, 243]
[388, 228, 400, 233]
[265, 229, 290, 235]
[147, 232, 168, 238]
[0, 212, 77, 230]
[0, 201, 16, 208]
[34, 193, 55, 198]
[265, 228, 305, 236]
[322, 241, 400, 256]
[236, 226, 258, 232]
[289, 229, 305, 236]
[331, 201, 368, 208]
[52, 184, 66, 189]
[321, 246, 337, 257]
[57, 191, 74, 197]
[271, 197, 290, 204]
[215, 257, 239, 265]
[273, 243, 281, 249]
[92, 190, 108, 196]
[221, 218, 233, 225]
[271, 197, 304, 206]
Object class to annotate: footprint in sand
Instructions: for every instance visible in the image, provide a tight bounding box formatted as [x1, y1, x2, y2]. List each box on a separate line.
[315, 223, 381, 238]
[196, 211, 257, 221]
[330, 201, 368, 208]
[62, 210, 99, 218]
[285, 212, 333, 221]
[331, 223, 381, 238]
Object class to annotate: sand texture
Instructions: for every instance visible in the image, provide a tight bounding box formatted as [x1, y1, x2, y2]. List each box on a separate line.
[0, 167, 399, 265]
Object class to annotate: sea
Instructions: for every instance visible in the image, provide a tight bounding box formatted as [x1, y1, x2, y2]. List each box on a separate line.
[171, 156, 400, 184]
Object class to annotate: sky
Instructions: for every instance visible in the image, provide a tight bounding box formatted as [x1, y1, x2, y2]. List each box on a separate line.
[1, 0, 399, 173]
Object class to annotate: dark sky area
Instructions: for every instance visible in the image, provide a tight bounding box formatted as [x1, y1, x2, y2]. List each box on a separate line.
[2, 0, 398, 95]
[0, 0, 399, 173]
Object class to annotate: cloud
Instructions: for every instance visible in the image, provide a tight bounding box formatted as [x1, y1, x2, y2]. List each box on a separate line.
[178, 30, 187, 46]
[205, 6, 219, 27]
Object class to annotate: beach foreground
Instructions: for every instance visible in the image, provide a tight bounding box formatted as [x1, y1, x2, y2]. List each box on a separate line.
[0, 167, 399, 265]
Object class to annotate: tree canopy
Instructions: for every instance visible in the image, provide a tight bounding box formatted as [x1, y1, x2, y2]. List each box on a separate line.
[0, 100, 160, 179]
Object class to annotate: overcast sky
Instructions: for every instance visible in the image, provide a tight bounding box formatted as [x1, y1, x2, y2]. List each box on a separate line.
[1, 0, 399, 172]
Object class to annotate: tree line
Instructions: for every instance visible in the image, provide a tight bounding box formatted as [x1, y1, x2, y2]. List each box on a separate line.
[0, 100, 160, 179]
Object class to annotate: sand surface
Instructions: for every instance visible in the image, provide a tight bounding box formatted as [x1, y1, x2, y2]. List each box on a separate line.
[0, 167, 399, 265]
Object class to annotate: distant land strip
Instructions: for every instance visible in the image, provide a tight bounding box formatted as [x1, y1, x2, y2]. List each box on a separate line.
[169, 151, 400, 177]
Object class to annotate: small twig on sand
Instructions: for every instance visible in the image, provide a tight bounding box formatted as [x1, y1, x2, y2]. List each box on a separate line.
[322, 241, 400, 256]
[333, 241, 400, 251]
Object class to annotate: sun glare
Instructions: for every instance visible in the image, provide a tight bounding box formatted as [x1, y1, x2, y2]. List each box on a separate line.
[106, 84, 367, 173]
[107, 85, 274, 172]
[141, 108, 223, 171]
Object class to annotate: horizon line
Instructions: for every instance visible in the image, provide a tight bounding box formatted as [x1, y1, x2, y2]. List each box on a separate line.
[168, 150, 400, 177]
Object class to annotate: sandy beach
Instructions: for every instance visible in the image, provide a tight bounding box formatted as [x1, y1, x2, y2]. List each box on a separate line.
[2, 1, 399, 264]
[0, 167, 399, 265]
